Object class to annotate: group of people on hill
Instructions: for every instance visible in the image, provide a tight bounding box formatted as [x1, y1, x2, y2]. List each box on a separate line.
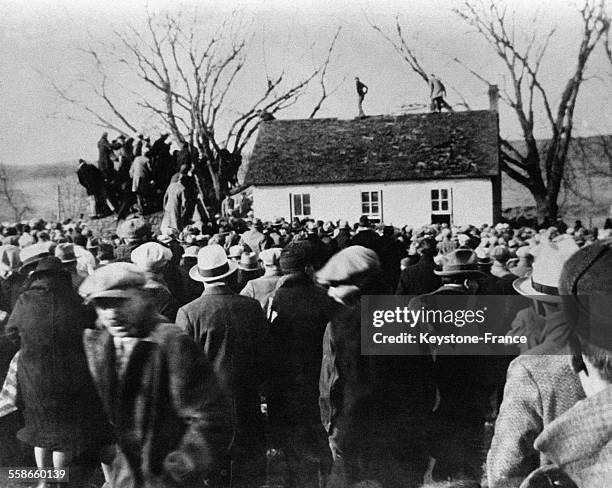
[0, 212, 611, 488]
[77, 132, 243, 225]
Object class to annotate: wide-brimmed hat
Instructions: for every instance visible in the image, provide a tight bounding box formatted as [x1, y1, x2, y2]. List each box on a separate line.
[238, 252, 260, 271]
[19, 244, 51, 272]
[513, 239, 578, 303]
[79, 262, 146, 301]
[434, 249, 485, 277]
[228, 245, 244, 260]
[183, 245, 200, 259]
[30, 256, 68, 278]
[189, 244, 237, 283]
[55, 243, 77, 263]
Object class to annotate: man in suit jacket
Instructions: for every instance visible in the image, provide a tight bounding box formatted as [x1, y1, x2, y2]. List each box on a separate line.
[175, 245, 270, 485]
[79, 263, 231, 488]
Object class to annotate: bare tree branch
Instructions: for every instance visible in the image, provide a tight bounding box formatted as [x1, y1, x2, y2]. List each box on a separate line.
[48, 8, 342, 206]
[310, 26, 343, 118]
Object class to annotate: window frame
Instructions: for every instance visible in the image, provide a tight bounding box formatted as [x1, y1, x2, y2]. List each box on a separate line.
[292, 193, 311, 218]
[361, 190, 382, 221]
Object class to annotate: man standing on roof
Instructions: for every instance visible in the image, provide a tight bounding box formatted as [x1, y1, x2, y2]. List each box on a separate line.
[428, 74, 452, 113]
[355, 77, 368, 117]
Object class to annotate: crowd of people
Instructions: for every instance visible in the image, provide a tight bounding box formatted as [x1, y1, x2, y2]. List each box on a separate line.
[77, 132, 244, 223]
[0, 212, 611, 488]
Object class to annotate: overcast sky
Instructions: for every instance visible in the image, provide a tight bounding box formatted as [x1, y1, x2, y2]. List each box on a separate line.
[1, 0, 611, 166]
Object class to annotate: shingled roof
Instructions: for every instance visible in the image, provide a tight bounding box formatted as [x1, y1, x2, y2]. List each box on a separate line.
[244, 110, 499, 186]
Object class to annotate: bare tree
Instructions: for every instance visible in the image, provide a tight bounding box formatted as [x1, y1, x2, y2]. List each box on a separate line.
[370, 0, 610, 223]
[51, 9, 340, 205]
[0, 163, 32, 222]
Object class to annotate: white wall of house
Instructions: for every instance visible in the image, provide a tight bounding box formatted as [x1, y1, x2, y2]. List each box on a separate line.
[251, 178, 494, 226]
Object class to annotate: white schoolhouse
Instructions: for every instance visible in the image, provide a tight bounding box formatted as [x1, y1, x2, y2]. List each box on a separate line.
[243, 110, 501, 226]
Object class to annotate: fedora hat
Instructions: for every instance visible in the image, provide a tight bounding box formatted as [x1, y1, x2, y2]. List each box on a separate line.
[434, 249, 484, 277]
[183, 245, 200, 259]
[189, 244, 237, 283]
[19, 243, 51, 272]
[513, 239, 578, 303]
[228, 245, 244, 260]
[30, 256, 69, 278]
[238, 252, 260, 271]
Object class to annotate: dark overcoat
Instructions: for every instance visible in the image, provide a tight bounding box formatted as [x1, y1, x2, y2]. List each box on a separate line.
[83, 322, 232, 488]
[267, 274, 336, 427]
[97, 136, 116, 179]
[395, 256, 441, 296]
[77, 162, 106, 196]
[319, 277, 434, 487]
[5, 274, 107, 454]
[175, 285, 270, 457]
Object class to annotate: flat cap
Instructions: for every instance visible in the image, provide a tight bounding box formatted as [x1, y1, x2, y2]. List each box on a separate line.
[559, 239, 612, 352]
[131, 242, 172, 272]
[117, 217, 150, 240]
[79, 262, 146, 301]
[316, 246, 380, 285]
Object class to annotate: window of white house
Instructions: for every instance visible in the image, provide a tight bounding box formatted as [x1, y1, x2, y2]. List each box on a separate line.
[431, 188, 450, 213]
[292, 193, 311, 217]
[431, 188, 452, 225]
[361, 191, 381, 219]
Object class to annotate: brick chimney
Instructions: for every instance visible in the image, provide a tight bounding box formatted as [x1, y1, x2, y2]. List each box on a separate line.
[488, 84, 499, 112]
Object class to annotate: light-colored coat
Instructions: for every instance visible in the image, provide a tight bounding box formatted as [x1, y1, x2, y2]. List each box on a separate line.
[487, 348, 585, 488]
[130, 155, 152, 194]
[239, 272, 282, 308]
[161, 181, 188, 232]
[528, 384, 612, 488]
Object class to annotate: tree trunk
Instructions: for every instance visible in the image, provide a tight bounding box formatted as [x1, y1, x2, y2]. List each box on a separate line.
[532, 190, 558, 225]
